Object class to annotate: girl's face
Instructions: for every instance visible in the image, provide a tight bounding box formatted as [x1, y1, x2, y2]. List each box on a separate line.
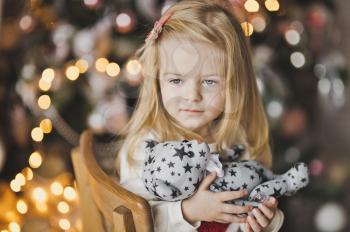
[158, 37, 226, 137]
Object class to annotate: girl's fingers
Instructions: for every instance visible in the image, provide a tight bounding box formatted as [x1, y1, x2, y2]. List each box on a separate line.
[252, 208, 269, 228]
[247, 215, 262, 232]
[263, 197, 278, 209]
[244, 223, 253, 232]
[222, 203, 252, 214]
[258, 203, 274, 220]
[218, 190, 247, 201]
[198, 171, 217, 191]
[214, 219, 229, 224]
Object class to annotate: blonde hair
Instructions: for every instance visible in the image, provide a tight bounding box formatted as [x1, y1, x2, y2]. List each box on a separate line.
[118, 0, 272, 167]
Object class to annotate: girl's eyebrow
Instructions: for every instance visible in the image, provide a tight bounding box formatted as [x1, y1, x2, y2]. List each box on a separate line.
[202, 73, 222, 77]
[163, 72, 221, 77]
[163, 72, 182, 76]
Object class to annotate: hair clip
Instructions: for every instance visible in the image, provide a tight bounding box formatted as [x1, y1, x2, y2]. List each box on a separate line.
[145, 10, 173, 45]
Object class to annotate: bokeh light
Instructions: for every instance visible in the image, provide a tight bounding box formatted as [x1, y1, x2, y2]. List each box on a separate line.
[31, 127, 44, 142]
[57, 201, 70, 214]
[39, 119, 53, 134]
[290, 52, 306, 68]
[50, 182, 64, 196]
[75, 59, 89, 73]
[265, 0, 280, 12]
[95, 58, 109, 72]
[16, 199, 28, 214]
[32, 187, 48, 203]
[106, 62, 120, 77]
[63, 186, 77, 201]
[59, 219, 71, 230]
[126, 59, 142, 75]
[29, 151, 43, 169]
[37, 95, 51, 110]
[244, 0, 260, 13]
[65, 65, 80, 81]
[41, 68, 55, 83]
[241, 22, 254, 36]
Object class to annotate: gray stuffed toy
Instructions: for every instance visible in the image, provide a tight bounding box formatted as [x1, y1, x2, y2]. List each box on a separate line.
[142, 139, 309, 207]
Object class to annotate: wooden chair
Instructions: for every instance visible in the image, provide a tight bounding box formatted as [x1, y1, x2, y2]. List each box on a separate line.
[71, 130, 154, 232]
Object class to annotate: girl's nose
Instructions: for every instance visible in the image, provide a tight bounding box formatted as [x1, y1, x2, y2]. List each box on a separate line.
[183, 81, 202, 102]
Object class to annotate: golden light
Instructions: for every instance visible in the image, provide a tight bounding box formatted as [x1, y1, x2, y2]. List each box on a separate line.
[32, 187, 48, 203]
[244, 0, 260, 12]
[50, 182, 64, 196]
[8, 222, 20, 232]
[22, 167, 33, 180]
[16, 200, 28, 214]
[63, 186, 77, 201]
[35, 202, 48, 213]
[75, 59, 89, 73]
[65, 65, 80, 81]
[15, 173, 26, 186]
[38, 78, 52, 91]
[37, 95, 51, 110]
[265, 0, 280, 12]
[126, 59, 142, 75]
[95, 58, 109, 72]
[39, 119, 52, 134]
[29, 151, 43, 169]
[31, 127, 44, 142]
[57, 201, 70, 214]
[1, 230, 9, 232]
[10, 180, 21, 192]
[42, 68, 55, 83]
[106, 62, 121, 77]
[59, 219, 71, 230]
[241, 22, 254, 36]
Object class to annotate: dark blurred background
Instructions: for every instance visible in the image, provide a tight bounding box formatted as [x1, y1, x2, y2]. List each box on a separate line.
[0, 0, 349, 231]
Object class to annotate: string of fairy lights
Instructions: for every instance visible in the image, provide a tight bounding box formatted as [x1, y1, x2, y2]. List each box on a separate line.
[5, 56, 142, 231]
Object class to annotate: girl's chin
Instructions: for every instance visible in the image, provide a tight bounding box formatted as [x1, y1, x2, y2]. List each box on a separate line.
[178, 122, 208, 135]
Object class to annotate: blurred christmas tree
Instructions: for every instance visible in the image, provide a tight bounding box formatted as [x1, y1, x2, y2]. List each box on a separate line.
[0, 0, 349, 231]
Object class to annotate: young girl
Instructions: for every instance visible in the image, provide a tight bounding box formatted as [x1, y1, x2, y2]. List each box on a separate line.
[115, 0, 284, 231]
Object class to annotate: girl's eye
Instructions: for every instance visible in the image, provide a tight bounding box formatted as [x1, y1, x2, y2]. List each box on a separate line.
[203, 80, 217, 86]
[169, 79, 183, 85]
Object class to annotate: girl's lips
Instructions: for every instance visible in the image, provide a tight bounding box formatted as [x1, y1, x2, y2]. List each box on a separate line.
[181, 109, 204, 113]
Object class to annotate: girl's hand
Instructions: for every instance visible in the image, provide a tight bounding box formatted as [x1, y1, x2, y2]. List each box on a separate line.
[181, 172, 252, 224]
[244, 197, 278, 232]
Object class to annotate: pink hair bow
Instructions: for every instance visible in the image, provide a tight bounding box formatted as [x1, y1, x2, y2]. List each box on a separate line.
[145, 10, 173, 44]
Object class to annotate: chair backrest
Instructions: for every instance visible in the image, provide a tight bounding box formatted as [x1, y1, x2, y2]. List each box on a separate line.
[71, 130, 154, 232]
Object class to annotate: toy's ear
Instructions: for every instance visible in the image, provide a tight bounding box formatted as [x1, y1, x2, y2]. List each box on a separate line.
[143, 139, 158, 151]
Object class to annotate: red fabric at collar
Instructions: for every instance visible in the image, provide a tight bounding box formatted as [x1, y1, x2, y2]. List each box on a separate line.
[198, 221, 230, 232]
